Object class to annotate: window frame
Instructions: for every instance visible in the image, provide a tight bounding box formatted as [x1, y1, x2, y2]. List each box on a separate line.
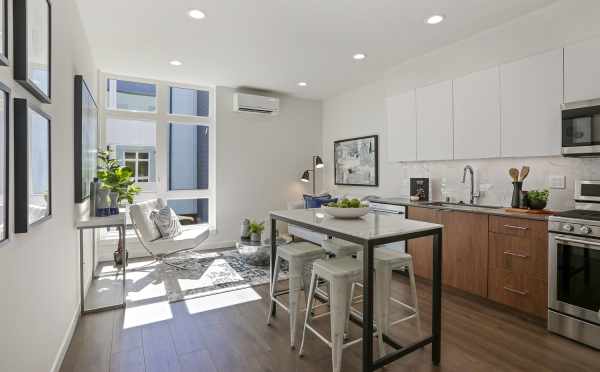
[99, 72, 216, 228]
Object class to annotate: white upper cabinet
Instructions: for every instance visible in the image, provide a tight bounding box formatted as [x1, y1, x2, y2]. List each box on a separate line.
[453, 67, 501, 159]
[500, 49, 563, 157]
[386, 90, 417, 162]
[416, 80, 453, 161]
[564, 37, 600, 103]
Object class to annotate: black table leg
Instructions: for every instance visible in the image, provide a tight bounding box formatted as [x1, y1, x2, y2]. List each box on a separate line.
[432, 229, 443, 365]
[362, 241, 374, 372]
[270, 216, 277, 316]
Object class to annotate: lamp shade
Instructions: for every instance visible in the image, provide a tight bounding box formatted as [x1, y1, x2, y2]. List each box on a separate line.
[314, 155, 324, 169]
[301, 170, 310, 182]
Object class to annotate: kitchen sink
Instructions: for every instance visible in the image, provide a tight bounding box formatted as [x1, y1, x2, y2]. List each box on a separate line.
[424, 201, 504, 210]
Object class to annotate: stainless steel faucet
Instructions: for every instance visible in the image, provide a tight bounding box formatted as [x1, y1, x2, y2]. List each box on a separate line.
[462, 165, 476, 204]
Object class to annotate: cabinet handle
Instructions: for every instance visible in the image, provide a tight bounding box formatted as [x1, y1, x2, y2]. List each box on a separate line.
[503, 286, 528, 296]
[503, 251, 529, 259]
[503, 224, 528, 231]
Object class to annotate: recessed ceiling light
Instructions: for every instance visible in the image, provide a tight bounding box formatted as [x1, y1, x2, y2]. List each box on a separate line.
[297, 81, 307, 87]
[169, 60, 183, 66]
[188, 9, 206, 19]
[353, 53, 366, 60]
[426, 14, 445, 25]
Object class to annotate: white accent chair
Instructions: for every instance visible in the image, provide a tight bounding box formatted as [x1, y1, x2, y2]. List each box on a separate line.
[129, 199, 210, 266]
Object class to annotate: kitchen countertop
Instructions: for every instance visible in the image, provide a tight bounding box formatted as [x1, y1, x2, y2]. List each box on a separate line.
[369, 197, 552, 221]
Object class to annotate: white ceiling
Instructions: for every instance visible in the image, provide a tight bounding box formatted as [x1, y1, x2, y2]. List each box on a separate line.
[75, 0, 556, 100]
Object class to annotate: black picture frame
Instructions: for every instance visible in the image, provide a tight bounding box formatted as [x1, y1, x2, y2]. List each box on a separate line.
[0, 0, 8, 66]
[0, 82, 9, 243]
[14, 98, 52, 233]
[334, 135, 379, 187]
[74, 75, 98, 203]
[13, 0, 52, 103]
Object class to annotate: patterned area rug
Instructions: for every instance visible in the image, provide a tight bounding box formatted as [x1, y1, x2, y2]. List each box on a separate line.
[140, 249, 288, 303]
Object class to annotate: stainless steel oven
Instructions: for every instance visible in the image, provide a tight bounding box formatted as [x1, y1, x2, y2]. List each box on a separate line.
[548, 188, 600, 349]
[562, 100, 600, 157]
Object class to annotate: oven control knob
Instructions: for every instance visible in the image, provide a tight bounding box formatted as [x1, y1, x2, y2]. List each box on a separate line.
[580, 226, 592, 235]
[562, 224, 574, 232]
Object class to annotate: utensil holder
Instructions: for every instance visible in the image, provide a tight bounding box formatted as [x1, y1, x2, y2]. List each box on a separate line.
[511, 182, 523, 208]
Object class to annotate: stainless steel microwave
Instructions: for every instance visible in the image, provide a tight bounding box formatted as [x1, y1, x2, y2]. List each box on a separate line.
[575, 180, 600, 203]
[562, 100, 600, 157]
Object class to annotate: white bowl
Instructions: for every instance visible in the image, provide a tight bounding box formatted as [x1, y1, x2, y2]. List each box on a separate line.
[322, 206, 369, 219]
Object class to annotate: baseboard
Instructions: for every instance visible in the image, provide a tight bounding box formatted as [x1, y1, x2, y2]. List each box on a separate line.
[50, 303, 80, 372]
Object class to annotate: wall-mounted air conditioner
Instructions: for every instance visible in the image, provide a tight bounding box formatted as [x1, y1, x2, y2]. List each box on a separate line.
[233, 93, 280, 115]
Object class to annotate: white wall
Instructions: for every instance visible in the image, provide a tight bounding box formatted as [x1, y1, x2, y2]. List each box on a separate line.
[212, 87, 321, 243]
[0, 0, 98, 371]
[322, 0, 600, 211]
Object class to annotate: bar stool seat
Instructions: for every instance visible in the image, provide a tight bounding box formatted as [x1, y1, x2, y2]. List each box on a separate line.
[267, 242, 326, 348]
[321, 238, 362, 258]
[299, 257, 384, 372]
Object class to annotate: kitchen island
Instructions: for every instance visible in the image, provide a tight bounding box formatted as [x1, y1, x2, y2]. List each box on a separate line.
[269, 208, 444, 372]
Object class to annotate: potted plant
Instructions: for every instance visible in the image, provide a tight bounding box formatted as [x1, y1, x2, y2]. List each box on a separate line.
[97, 150, 142, 266]
[527, 189, 549, 210]
[249, 220, 265, 242]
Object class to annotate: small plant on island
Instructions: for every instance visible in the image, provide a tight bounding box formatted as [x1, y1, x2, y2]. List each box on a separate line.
[327, 198, 367, 208]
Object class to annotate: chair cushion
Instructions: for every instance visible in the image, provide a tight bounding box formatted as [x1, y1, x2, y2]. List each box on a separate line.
[303, 194, 337, 208]
[150, 207, 183, 238]
[129, 199, 167, 242]
[146, 224, 210, 255]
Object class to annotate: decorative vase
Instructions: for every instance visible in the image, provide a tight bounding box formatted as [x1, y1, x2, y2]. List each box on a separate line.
[519, 190, 529, 209]
[251, 232, 261, 242]
[109, 192, 119, 215]
[90, 178, 100, 217]
[240, 218, 250, 239]
[95, 188, 111, 217]
[511, 181, 523, 208]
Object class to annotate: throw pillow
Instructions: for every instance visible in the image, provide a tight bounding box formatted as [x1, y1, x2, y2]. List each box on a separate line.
[150, 207, 183, 239]
[303, 194, 338, 209]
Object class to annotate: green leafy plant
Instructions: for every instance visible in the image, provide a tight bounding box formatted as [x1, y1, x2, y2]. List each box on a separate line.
[97, 150, 142, 204]
[528, 189, 549, 202]
[249, 220, 265, 234]
[327, 198, 367, 208]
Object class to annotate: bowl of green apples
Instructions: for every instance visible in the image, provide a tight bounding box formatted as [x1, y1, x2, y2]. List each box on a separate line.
[322, 198, 369, 219]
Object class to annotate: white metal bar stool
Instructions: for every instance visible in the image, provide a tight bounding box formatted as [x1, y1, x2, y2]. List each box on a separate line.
[321, 238, 362, 258]
[355, 247, 422, 340]
[267, 242, 326, 348]
[299, 257, 384, 372]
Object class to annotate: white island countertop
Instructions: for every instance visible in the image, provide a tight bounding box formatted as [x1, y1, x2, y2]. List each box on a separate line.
[270, 208, 443, 244]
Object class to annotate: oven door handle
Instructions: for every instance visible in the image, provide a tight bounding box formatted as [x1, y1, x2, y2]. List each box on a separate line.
[555, 235, 600, 251]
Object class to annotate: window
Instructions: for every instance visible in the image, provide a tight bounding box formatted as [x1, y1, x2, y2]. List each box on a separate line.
[170, 87, 209, 117]
[100, 73, 215, 228]
[106, 79, 156, 112]
[169, 124, 209, 190]
[167, 198, 209, 225]
[105, 118, 156, 187]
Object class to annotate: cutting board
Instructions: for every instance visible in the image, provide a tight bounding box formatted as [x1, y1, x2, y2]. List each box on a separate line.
[504, 208, 556, 215]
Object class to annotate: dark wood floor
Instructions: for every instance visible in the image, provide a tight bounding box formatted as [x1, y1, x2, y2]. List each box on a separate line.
[60, 273, 600, 372]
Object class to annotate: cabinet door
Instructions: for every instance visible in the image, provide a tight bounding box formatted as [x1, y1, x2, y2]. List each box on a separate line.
[416, 80, 453, 161]
[500, 49, 563, 157]
[453, 67, 501, 159]
[386, 90, 417, 162]
[565, 37, 600, 103]
[442, 211, 489, 297]
[406, 207, 440, 280]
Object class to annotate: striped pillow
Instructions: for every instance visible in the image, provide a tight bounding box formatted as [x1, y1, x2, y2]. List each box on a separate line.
[150, 207, 183, 239]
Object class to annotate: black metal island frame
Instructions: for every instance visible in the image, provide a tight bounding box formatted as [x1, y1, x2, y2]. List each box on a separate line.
[269, 208, 443, 372]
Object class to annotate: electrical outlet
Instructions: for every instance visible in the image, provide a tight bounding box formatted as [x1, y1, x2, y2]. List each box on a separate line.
[549, 175, 566, 189]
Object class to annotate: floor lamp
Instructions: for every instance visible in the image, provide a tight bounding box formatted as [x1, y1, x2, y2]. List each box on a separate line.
[301, 155, 324, 195]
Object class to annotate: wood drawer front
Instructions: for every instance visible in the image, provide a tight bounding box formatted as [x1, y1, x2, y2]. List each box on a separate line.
[489, 232, 547, 281]
[488, 268, 547, 319]
[489, 216, 547, 240]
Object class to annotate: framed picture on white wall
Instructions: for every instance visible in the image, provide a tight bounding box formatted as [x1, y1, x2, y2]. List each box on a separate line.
[14, 98, 52, 233]
[334, 135, 379, 187]
[0, 0, 8, 65]
[0, 82, 9, 242]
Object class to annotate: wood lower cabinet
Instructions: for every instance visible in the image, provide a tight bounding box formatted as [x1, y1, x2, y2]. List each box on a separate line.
[407, 207, 548, 319]
[488, 216, 548, 318]
[407, 207, 489, 297]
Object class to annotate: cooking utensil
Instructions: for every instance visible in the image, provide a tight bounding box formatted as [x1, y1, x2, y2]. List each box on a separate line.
[519, 166, 530, 181]
[509, 168, 519, 182]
